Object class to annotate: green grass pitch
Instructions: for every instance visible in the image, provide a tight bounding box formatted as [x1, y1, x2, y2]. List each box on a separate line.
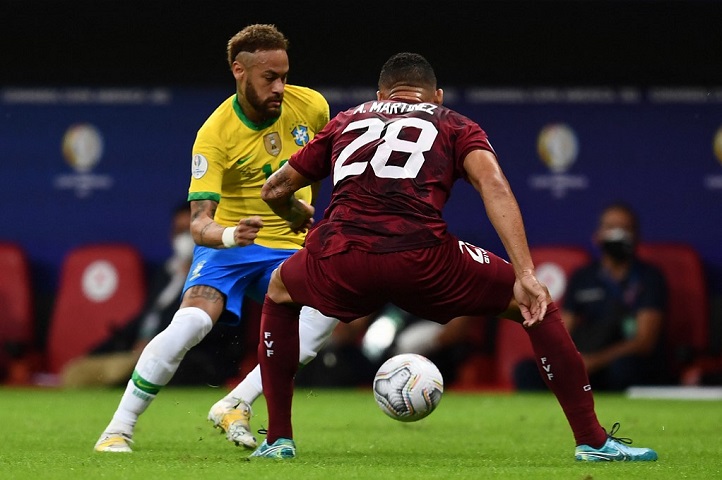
[1, 387, 720, 479]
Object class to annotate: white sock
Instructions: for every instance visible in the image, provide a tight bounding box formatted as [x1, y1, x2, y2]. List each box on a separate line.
[214, 364, 263, 410]
[298, 306, 339, 365]
[214, 306, 338, 409]
[104, 307, 213, 435]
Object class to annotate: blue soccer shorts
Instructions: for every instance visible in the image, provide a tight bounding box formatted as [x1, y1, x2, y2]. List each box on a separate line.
[183, 243, 298, 325]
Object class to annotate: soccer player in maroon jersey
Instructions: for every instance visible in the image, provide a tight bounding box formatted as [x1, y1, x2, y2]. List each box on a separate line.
[250, 53, 658, 462]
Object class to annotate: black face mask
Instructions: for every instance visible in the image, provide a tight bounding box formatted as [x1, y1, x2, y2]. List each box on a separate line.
[601, 238, 634, 262]
[599, 227, 635, 262]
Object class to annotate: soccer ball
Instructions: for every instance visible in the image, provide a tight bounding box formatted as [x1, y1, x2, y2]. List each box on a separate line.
[373, 353, 444, 422]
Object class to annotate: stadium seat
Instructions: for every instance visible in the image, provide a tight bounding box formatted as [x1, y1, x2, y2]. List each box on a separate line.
[493, 245, 592, 389]
[0, 242, 34, 347]
[636, 242, 710, 379]
[46, 244, 146, 375]
[0, 242, 36, 383]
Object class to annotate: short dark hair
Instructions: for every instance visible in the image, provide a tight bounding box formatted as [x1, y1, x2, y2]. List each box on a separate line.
[378, 53, 437, 90]
[600, 201, 640, 237]
[226, 24, 289, 68]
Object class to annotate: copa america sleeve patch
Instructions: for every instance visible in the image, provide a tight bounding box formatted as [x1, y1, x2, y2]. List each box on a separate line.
[191, 154, 209, 179]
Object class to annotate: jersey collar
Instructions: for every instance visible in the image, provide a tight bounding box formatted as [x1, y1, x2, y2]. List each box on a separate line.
[233, 94, 280, 130]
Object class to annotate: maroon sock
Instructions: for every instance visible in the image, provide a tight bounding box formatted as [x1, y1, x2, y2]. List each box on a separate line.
[258, 295, 301, 444]
[524, 303, 607, 447]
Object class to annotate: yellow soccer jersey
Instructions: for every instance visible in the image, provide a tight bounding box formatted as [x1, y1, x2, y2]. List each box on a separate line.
[188, 85, 329, 250]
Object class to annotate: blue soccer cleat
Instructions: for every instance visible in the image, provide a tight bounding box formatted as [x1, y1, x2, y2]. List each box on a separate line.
[575, 423, 658, 462]
[249, 438, 296, 459]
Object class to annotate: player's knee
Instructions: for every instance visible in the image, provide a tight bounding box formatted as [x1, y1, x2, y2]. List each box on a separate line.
[267, 268, 293, 303]
[171, 306, 214, 349]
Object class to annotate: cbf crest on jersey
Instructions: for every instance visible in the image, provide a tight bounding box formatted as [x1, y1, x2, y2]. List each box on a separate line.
[264, 132, 282, 156]
[291, 124, 310, 146]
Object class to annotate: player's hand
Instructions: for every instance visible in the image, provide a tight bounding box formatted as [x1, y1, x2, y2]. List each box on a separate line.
[233, 216, 263, 246]
[512, 271, 549, 328]
[287, 199, 315, 233]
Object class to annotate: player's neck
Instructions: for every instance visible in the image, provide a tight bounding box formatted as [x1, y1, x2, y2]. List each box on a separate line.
[239, 103, 263, 124]
[386, 86, 426, 103]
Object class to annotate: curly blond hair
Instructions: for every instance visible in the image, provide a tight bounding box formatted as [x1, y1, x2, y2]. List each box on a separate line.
[226, 24, 289, 68]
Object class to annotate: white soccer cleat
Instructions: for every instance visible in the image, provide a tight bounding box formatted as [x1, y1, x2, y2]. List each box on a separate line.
[94, 432, 133, 453]
[208, 402, 257, 449]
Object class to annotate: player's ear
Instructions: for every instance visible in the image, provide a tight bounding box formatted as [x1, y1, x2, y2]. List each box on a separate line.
[433, 88, 444, 105]
[232, 61, 245, 81]
[376, 90, 384, 100]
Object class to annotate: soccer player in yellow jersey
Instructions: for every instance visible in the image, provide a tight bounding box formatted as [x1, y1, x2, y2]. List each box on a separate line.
[95, 24, 339, 453]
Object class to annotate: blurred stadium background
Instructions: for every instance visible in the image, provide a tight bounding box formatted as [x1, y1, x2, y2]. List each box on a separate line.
[1, 0, 721, 387]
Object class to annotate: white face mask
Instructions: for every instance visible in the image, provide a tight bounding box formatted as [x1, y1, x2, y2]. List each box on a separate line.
[172, 232, 195, 260]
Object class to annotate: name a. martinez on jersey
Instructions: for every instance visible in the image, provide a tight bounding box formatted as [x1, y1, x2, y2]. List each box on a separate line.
[352, 101, 439, 116]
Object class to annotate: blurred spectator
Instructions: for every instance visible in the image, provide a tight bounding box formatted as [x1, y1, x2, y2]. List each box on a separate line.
[515, 202, 669, 391]
[61, 203, 244, 387]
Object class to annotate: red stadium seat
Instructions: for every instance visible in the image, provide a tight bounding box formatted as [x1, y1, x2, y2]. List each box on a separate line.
[636, 242, 709, 379]
[0, 242, 34, 347]
[493, 245, 592, 389]
[46, 244, 146, 375]
[0, 242, 36, 383]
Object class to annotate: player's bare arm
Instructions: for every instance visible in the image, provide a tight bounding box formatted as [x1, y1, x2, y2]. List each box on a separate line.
[463, 149, 548, 326]
[310, 181, 322, 206]
[261, 163, 315, 233]
[190, 199, 263, 248]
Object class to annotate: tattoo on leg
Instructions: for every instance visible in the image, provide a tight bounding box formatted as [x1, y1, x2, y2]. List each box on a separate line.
[187, 286, 224, 303]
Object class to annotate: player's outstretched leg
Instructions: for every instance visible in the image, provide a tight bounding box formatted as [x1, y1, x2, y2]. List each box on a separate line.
[523, 304, 657, 461]
[95, 307, 213, 452]
[208, 306, 337, 449]
[251, 295, 301, 458]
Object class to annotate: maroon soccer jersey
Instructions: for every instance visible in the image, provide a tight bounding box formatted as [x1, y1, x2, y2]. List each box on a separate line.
[288, 100, 495, 257]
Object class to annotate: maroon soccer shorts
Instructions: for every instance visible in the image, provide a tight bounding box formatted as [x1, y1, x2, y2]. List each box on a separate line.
[279, 234, 515, 324]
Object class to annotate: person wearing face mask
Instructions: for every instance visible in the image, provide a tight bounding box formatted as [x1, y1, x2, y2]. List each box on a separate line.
[62, 204, 243, 387]
[516, 202, 668, 391]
